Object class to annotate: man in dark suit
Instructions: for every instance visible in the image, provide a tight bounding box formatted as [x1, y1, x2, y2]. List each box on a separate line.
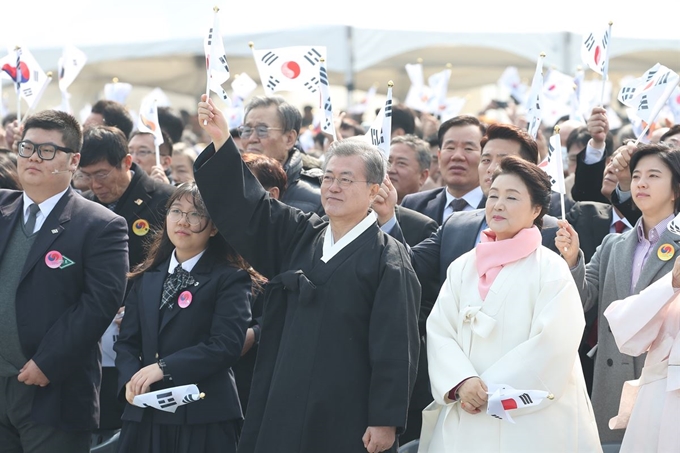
[77, 126, 175, 430]
[0, 110, 128, 452]
[401, 116, 486, 225]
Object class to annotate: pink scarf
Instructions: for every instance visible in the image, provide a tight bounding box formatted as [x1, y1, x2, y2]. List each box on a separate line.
[475, 226, 542, 301]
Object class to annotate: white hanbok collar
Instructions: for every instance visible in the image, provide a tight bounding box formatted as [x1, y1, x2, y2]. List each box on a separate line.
[321, 211, 377, 263]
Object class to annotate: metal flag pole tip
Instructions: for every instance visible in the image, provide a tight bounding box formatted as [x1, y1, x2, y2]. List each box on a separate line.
[576, 65, 582, 71]
[446, 63, 452, 69]
[416, 58, 423, 64]
[387, 80, 394, 88]
[320, 58, 325, 63]
[46, 71, 53, 78]
[554, 125, 560, 134]
[213, 5, 220, 12]
[199, 392, 206, 399]
[112, 77, 119, 83]
[248, 41, 254, 49]
[608, 20, 613, 26]
[539, 52, 546, 58]
[547, 394, 555, 400]
[14, 45, 20, 51]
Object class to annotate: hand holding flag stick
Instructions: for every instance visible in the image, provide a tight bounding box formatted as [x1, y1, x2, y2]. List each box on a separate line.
[203, 6, 231, 125]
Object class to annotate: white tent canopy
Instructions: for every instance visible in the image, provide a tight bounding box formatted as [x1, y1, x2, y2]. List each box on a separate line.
[1, 0, 679, 113]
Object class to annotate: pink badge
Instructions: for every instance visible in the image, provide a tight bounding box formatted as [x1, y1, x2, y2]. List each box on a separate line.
[45, 251, 63, 269]
[178, 291, 192, 308]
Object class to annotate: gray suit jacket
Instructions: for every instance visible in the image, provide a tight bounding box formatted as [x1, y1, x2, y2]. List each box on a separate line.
[571, 227, 680, 443]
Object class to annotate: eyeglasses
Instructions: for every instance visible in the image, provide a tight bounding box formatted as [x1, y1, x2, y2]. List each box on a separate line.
[238, 125, 283, 139]
[167, 208, 206, 226]
[18, 140, 74, 161]
[76, 168, 114, 184]
[320, 175, 371, 188]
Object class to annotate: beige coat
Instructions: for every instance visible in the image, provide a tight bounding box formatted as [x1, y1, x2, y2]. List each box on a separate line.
[420, 246, 601, 453]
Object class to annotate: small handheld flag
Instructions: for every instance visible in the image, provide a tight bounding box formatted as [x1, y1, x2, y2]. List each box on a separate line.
[539, 127, 567, 219]
[319, 58, 336, 141]
[486, 383, 552, 424]
[252, 44, 326, 96]
[204, 6, 230, 104]
[132, 384, 205, 413]
[104, 78, 132, 104]
[137, 97, 164, 167]
[525, 53, 545, 139]
[365, 81, 393, 157]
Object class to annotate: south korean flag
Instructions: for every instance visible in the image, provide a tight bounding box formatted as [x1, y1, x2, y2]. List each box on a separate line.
[132, 384, 204, 413]
[252, 45, 327, 96]
[486, 384, 551, 424]
[364, 82, 393, 157]
[204, 8, 230, 102]
[617, 63, 679, 125]
[525, 54, 545, 139]
[318, 59, 335, 140]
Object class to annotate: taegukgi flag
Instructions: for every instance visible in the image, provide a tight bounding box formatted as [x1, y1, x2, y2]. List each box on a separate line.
[253, 45, 327, 96]
[525, 54, 545, 139]
[204, 7, 230, 101]
[486, 384, 551, 424]
[581, 25, 611, 76]
[365, 82, 393, 157]
[133, 384, 204, 413]
[319, 58, 336, 140]
[617, 63, 680, 125]
[0, 46, 50, 109]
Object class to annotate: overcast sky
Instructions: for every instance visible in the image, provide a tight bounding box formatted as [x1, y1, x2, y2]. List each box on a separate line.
[3, 0, 679, 50]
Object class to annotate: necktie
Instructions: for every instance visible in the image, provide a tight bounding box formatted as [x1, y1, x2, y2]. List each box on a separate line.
[450, 198, 468, 212]
[613, 220, 626, 234]
[160, 264, 195, 310]
[24, 203, 40, 235]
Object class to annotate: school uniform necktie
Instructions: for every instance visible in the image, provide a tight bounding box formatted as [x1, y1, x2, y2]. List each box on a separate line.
[24, 203, 40, 235]
[160, 264, 195, 310]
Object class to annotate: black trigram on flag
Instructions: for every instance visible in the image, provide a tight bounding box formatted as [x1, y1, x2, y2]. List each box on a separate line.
[584, 33, 595, 51]
[638, 95, 649, 111]
[655, 72, 670, 86]
[261, 51, 279, 66]
[320, 66, 329, 86]
[491, 414, 503, 420]
[304, 48, 322, 66]
[370, 128, 383, 146]
[601, 30, 609, 49]
[323, 96, 332, 112]
[218, 55, 229, 72]
[384, 100, 393, 118]
[645, 70, 658, 82]
[304, 77, 318, 93]
[620, 86, 636, 101]
[156, 391, 177, 409]
[519, 393, 533, 405]
[181, 394, 200, 404]
[22, 88, 33, 97]
[207, 28, 213, 46]
[266, 76, 280, 91]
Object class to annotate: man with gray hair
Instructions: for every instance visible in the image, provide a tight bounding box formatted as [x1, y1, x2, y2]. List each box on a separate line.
[195, 95, 420, 453]
[240, 95, 323, 213]
[388, 135, 431, 203]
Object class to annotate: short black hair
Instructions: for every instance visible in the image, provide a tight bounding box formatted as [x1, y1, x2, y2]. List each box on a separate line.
[22, 110, 83, 153]
[158, 107, 185, 144]
[481, 123, 539, 164]
[79, 126, 129, 168]
[437, 115, 486, 149]
[391, 105, 416, 135]
[629, 143, 680, 213]
[91, 100, 134, 139]
[128, 130, 174, 157]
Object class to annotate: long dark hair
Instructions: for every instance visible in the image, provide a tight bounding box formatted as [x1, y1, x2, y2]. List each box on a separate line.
[128, 182, 265, 291]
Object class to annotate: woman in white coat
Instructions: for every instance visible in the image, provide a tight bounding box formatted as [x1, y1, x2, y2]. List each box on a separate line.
[420, 156, 601, 453]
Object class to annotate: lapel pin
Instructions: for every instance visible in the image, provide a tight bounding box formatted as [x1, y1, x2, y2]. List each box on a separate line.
[194, 282, 199, 286]
[657, 243, 674, 261]
[134, 199, 143, 205]
[51, 229, 59, 234]
[178, 291, 193, 308]
[132, 219, 150, 236]
[45, 251, 63, 269]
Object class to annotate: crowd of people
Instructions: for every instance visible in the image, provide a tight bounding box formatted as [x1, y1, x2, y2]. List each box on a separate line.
[0, 86, 679, 453]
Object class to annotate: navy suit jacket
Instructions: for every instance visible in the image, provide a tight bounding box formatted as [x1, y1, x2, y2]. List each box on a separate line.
[114, 249, 252, 424]
[401, 187, 486, 225]
[0, 188, 128, 431]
